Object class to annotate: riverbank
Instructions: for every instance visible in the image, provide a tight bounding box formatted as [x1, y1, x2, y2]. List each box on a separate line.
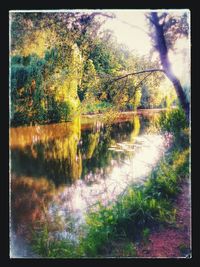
[10, 107, 190, 258]
[81, 108, 170, 119]
[10, 108, 163, 149]
[92, 146, 190, 258]
[11, 111, 163, 258]
[136, 179, 191, 258]
[30, 144, 190, 258]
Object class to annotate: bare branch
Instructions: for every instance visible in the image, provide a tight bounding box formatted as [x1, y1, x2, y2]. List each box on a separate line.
[159, 12, 168, 26]
[111, 68, 165, 82]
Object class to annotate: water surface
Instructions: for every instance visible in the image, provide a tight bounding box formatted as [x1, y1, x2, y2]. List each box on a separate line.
[10, 111, 166, 257]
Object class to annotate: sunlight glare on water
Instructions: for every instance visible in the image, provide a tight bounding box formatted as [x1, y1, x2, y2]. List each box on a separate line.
[47, 133, 166, 240]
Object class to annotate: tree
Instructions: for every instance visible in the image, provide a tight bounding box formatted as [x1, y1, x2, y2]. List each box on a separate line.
[10, 12, 116, 126]
[102, 11, 189, 119]
[147, 12, 190, 120]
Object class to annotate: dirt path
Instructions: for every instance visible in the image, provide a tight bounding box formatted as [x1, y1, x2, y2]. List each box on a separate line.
[136, 179, 191, 258]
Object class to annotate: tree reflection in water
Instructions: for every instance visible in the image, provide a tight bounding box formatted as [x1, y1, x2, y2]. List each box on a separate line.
[11, 176, 55, 238]
[10, 114, 166, 245]
[11, 117, 82, 185]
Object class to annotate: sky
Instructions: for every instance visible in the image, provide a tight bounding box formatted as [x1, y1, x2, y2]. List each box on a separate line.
[100, 10, 190, 84]
[101, 10, 151, 56]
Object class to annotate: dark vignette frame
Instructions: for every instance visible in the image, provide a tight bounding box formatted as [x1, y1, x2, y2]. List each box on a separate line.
[0, 0, 199, 267]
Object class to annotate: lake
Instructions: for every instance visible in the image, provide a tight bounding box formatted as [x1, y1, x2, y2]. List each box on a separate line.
[10, 110, 167, 257]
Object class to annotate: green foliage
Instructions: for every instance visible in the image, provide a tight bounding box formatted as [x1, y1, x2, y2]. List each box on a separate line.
[78, 59, 99, 103]
[83, 101, 112, 114]
[132, 89, 142, 110]
[32, 226, 78, 258]
[121, 242, 137, 257]
[79, 204, 118, 256]
[49, 100, 72, 123]
[32, 226, 49, 257]
[145, 161, 179, 200]
[89, 41, 120, 75]
[11, 54, 47, 126]
[158, 107, 189, 147]
[11, 47, 80, 126]
[140, 85, 151, 108]
[11, 64, 29, 94]
[142, 227, 150, 244]
[12, 110, 31, 126]
[159, 108, 187, 134]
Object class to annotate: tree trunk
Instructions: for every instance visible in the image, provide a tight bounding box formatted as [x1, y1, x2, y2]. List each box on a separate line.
[150, 12, 189, 121]
[165, 69, 189, 120]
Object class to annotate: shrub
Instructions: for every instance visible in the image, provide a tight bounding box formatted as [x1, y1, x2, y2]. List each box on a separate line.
[158, 108, 188, 147]
[11, 110, 31, 126]
[145, 161, 179, 200]
[32, 226, 78, 258]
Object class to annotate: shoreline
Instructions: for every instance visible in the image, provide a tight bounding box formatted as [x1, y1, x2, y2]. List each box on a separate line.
[81, 108, 171, 119]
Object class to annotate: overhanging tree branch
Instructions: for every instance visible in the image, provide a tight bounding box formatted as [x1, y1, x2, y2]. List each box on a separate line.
[134, 71, 154, 90]
[112, 68, 165, 82]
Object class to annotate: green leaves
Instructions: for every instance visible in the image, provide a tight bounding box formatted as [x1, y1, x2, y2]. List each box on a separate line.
[11, 44, 82, 126]
[158, 107, 188, 148]
[159, 108, 187, 134]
